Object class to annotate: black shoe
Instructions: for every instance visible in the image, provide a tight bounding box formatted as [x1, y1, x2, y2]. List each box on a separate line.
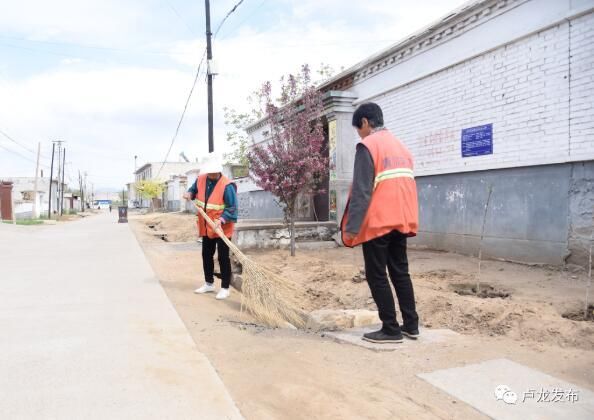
[402, 328, 420, 340]
[362, 330, 404, 344]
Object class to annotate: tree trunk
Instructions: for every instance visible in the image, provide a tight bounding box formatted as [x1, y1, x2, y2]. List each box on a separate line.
[290, 201, 296, 257]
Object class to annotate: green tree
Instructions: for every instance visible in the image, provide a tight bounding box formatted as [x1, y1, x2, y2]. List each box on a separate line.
[135, 180, 163, 212]
[223, 106, 255, 168]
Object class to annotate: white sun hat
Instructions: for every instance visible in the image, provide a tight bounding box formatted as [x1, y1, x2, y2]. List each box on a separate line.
[200, 153, 223, 174]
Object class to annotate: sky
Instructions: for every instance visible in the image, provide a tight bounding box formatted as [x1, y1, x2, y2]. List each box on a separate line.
[0, 0, 469, 190]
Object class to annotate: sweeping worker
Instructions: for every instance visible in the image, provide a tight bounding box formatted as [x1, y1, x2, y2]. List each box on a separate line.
[341, 103, 420, 344]
[183, 154, 238, 300]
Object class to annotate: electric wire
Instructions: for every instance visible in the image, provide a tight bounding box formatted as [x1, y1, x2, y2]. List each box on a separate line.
[0, 128, 38, 155]
[0, 35, 194, 57]
[218, 0, 267, 40]
[0, 142, 49, 168]
[163, 0, 198, 37]
[155, 0, 246, 178]
[0, 128, 50, 162]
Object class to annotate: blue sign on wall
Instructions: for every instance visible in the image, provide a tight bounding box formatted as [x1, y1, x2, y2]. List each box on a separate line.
[461, 124, 493, 157]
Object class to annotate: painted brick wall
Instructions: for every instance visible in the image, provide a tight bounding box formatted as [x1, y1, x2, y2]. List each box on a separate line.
[368, 12, 593, 177]
[569, 12, 594, 159]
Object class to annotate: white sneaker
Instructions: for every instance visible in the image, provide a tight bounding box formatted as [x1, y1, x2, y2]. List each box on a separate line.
[216, 288, 230, 300]
[194, 283, 215, 294]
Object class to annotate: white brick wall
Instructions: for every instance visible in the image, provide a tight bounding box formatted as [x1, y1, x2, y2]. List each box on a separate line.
[353, 11, 594, 177]
[569, 12, 594, 158]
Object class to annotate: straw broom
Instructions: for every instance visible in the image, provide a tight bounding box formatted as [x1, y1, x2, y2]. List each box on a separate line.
[191, 200, 306, 329]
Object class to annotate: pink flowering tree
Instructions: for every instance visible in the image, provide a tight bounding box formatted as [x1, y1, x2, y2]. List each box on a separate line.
[249, 65, 328, 256]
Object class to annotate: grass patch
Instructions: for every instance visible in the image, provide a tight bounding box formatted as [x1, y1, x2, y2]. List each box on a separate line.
[2, 219, 44, 225]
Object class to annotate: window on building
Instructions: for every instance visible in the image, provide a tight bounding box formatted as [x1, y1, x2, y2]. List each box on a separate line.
[21, 191, 34, 201]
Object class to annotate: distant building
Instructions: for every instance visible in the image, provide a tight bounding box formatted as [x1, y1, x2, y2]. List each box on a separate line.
[0, 177, 61, 218]
[94, 191, 120, 202]
[133, 162, 200, 208]
[165, 175, 188, 211]
[134, 162, 201, 183]
[126, 182, 138, 208]
[63, 192, 81, 213]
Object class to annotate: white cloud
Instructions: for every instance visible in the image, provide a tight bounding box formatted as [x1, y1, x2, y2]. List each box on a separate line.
[0, 0, 470, 188]
[60, 58, 83, 65]
[0, 66, 209, 183]
[0, 0, 165, 45]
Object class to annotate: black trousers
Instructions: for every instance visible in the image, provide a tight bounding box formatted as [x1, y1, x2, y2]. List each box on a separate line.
[202, 236, 232, 289]
[362, 230, 419, 335]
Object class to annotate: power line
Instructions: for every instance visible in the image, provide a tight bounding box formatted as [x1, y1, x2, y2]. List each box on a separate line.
[163, 0, 199, 37]
[218, 0, 268, 40]
[0, 142, 48, 168]
[155, 0, 246, 178]
[0, 128, 37, 155]
[0, 41, 88, 59]
[0, 35, 195, 57]
[156, 50, 207, 179]
[0, 128, 50, 161]
[214, 0, 245, 39]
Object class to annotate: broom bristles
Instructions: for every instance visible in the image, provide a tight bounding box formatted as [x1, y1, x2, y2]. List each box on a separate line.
[192, 201, 306, 328]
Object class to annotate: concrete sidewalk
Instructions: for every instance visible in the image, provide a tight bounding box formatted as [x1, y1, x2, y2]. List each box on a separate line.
[0, 212, 242, 419]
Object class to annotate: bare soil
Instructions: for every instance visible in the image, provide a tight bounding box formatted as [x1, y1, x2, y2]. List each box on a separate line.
[243, 247, 594, 350]
[142, 211, 199, 242]
[563, 305, 594, 322]
[130, 213, 594, 419]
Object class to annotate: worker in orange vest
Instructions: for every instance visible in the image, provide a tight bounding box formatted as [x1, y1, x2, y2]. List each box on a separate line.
[183, 154, 237, 300]
[342, 103, 420, 344]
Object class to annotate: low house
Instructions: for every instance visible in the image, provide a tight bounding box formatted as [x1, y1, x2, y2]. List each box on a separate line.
[180, 168, 200, 212]
[134, 162, 201, 208]
[0, 177, 61, 219]
[126, 182, 138, 208]
[62, 193, 81, 213]
[165, 175, 188, 211]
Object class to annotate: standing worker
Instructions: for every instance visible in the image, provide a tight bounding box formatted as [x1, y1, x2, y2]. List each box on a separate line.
[183, 154, 238, 300]
[341, 103, 420, 344]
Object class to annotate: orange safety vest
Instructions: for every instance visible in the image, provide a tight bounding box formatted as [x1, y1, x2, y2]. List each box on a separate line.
[341, 129, 418, 247]
[195, 174, 235, 239]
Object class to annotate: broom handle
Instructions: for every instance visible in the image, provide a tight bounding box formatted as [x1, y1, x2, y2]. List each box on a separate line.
[190, 200, 247, 263]
[190, 200, 280, 278]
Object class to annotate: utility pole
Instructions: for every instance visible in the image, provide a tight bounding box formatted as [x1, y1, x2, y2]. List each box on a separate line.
[205, 0, 214, 153]
[53, 140, 64, 216]
[33, 142, 40, 219]
[78, 170, 84, 212]
[56, 142, 61, 214]
[48, 143, 55, 219]
[84, 172, 88, 210]
[60, 148, 66, 216]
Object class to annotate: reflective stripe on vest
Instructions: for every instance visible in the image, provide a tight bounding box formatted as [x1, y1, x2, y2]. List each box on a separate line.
[194, 199, 226, 211]
[196, 174, 235, 239]
[341, 129, 419, 247]
[374, 168, 414, 189]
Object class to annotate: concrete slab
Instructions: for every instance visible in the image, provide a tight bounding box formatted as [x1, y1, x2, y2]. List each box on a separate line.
[418, 358, 594, 420]
[0, 212, 242, 419]
[323, 325, 459, 352]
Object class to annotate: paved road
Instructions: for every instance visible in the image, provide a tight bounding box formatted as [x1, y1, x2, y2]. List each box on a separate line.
[0, 212, 242, 419]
